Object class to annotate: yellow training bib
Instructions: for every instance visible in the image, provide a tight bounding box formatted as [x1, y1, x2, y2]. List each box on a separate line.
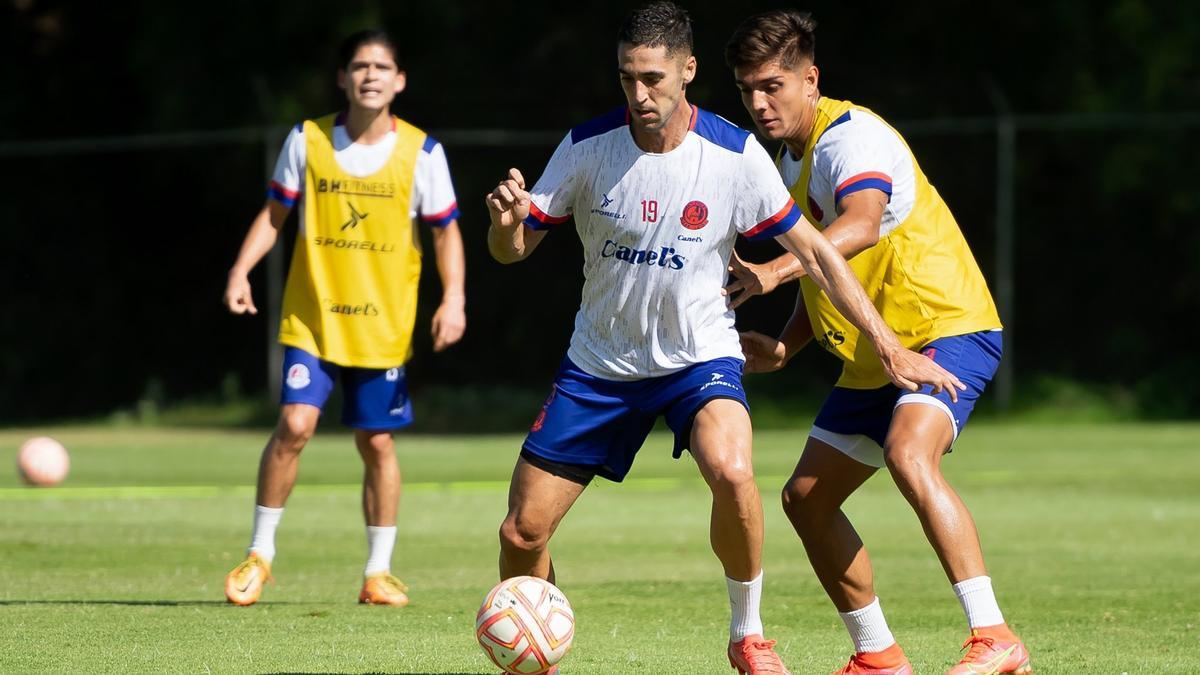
[278, 114, 426, 368]
[784, 98, 1001, 389]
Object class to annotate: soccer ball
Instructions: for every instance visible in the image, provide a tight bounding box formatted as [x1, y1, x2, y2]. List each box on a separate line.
[16, 436, 70, 487]
[475, 576, 575, 674]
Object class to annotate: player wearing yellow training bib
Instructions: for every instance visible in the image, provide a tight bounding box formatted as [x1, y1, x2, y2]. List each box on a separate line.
[220, 29, 466, 610]
[726, 11, 1030, 675]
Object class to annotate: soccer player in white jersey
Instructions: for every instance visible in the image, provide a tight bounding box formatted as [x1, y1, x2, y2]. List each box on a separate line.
[725, 11, 1029, 674]
[220, 29, 466, 608]
[485, 4, 962, 673]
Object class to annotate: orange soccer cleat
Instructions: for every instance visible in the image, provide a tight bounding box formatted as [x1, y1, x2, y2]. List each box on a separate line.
[358, 571, 410, 606]
[947, 629, 1031, 675]
[728, 634, 791, 675]
[831, 643, 913, 674]
[225, 552, 271, 606]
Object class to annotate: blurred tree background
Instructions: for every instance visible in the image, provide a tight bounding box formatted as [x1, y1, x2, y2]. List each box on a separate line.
[2, 0, 1197, 426]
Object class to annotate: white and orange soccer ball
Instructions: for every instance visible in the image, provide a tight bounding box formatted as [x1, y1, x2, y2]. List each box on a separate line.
[16, 436, 70, 487]
[475, 576, 575, 674]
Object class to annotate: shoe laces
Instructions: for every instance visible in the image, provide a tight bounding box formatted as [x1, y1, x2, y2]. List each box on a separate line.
[738, 639, 786, 673]
[372, 573, 408, 594]
[232, 556, 270, 582]
[960, 634, 997, 661]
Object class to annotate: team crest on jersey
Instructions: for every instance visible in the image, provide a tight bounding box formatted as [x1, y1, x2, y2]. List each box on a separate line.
[286, 364, 311, 389]
[680, 200, 709, 230]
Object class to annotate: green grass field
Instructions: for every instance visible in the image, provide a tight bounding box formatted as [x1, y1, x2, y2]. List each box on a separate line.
[1, 423, 1197, 673]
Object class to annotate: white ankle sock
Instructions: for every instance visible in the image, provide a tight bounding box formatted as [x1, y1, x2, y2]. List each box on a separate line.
[953, 575, 1005, 628]
[364, 525, 397, 576]
[839, 596, 897, 654]
[248, 505, 284, 562]
[726, 571, 765, 641]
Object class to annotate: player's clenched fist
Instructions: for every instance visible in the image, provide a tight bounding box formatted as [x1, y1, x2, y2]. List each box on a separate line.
[224, 273, 258, 315]
[485, 168, 531, 228]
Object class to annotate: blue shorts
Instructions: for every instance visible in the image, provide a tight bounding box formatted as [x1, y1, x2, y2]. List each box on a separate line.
[811, 331, 1002, 467]
[523, 356, 750, 482]
[280, 347, 413, 430]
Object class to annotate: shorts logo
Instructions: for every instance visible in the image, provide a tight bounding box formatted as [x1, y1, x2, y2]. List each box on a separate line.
[389, 396, 409, 416]
[386, 367, 400, 382]
[680, 200, 709, 230]
[922, 347, 938, 360]
[531, 386, 557, 433]
[285, 364, 311, 390]
[701, 372, 739, 393]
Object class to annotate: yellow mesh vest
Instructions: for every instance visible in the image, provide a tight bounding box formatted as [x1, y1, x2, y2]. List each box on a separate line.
[278, 114, 426, 368]
[785, 98, 1002, 389]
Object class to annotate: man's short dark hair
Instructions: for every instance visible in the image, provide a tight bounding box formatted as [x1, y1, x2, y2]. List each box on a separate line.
[338, 28, 401, 70]
[724, 9, 816, 71]
[617, 1, 693, 56]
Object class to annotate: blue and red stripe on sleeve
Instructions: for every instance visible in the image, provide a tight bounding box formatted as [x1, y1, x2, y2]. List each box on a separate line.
[834, 171, 892, 204]
[267, 180, 299, 207]
[420, 202, 460, 227]
[743, 199, 802, 241]
[522, 202, 570, 231]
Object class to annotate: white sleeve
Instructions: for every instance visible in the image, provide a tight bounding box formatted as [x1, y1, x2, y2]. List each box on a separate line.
[415, 140, 460, 227]
[819, 118, 901, 203]
[817, 116, 913, 235]
[737, 135, 802, 241]
[523, 133, 576, 230]
[267, 124, 305, 207]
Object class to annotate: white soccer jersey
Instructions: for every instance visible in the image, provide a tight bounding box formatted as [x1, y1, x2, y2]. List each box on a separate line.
[524, 105, 802, 380]
[267, 116, 460, 228]
[778, 107, 914, 234]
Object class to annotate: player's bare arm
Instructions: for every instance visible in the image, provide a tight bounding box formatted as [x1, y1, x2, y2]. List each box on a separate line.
[486, 168, 548, 264]
[773, 222, 965, 400]
[224, 200, 292, 315]
[430, 220, 466, 352]
[724, 188, 887, 309]
[740, 289, 814, 373]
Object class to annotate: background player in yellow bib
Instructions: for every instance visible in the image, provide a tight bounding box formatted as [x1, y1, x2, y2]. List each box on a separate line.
[724, 11, 1029, 675]
[220, 29, 466, 607]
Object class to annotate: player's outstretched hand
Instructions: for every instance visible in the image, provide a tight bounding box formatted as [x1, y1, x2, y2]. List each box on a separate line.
[431, 296, 466, 352]
[224, 274, 257, 315]
[878, 346, 966, 403]
[739, 330, 788, 373]
[485, 168, 531, 228]
[723, 251, 775, 310]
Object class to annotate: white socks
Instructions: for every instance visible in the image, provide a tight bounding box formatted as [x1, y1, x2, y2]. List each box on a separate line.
[953, 575, 1005, 628]
[726, 571, 765, 641]
[833, 579, 1003, 654]
[248, 505, 284, 562]
[839, 596, 897, 654]
[364, 525, 397, 576]
[247, 508, 397, 576]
